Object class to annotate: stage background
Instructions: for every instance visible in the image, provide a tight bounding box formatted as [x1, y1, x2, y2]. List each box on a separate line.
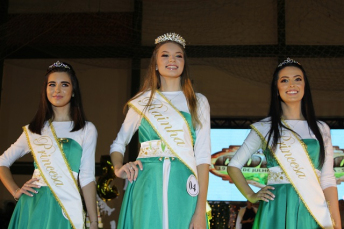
[1, 0, 344, 228]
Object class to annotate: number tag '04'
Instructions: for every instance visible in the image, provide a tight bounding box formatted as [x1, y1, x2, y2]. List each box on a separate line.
[186, 175, 199, 197]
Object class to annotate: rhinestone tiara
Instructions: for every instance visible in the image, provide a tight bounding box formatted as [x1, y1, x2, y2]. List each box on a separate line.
[48, 60, 70, 69]
[155, 33, 186, 48]
[278, 57, 301, 68]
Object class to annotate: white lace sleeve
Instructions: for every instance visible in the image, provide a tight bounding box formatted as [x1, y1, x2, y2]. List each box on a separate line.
[79, 122, 98, 188]
[318, 121, 336, 189]
[194, 94, 211, 165]
[110, 108, 142, 155]
[228, 130, 262, 169]
[0, 132, 31, 167]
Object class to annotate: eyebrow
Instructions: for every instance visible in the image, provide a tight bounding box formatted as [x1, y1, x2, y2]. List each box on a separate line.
[280, 75, 302, 78]
[48, 81, 71, 84]
[161, 51, 183, 54]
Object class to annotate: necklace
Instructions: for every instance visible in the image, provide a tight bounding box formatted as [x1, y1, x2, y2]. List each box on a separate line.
[287, 120, 300, 129]
[166, 91, 183, 102]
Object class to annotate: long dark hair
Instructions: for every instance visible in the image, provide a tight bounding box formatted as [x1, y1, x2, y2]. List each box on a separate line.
[28, 61, 86, 134]
[125, 40, 201, 128]
[266, 61, 325, 167]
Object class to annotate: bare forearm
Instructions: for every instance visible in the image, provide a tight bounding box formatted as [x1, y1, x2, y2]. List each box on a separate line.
[110, 151, 124, 171]
[82, 182, 97, 222]
[227, 166, 255, 199]
[195, 164, 209, 214]
[323, 186, 341, 228]
[0, 166, 19, 196]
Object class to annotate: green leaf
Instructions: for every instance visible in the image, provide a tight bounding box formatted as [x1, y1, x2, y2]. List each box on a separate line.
[161, 141, 166, 152]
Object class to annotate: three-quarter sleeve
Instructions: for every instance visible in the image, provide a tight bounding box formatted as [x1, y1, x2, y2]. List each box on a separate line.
[0, 132, 31, 167]
[194, 94, 211, 165]
[79, 122, 98, 188]
[318, 122, 337, 190]
[110, 108, 142, 155]
[228, 130, 262, 169]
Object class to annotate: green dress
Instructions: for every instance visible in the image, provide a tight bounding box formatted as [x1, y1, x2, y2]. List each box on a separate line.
[117, 112, 208, 229]
[8, 139, 83, 229]
[253, 139, 322, 229]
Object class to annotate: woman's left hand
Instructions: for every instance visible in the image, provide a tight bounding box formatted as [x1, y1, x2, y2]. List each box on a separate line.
[189, 211, 206, 229]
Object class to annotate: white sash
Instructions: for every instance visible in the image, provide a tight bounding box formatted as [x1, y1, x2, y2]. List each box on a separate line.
[129, 91, 197, 177]
[23, 122, 84, 229]
[251, 120, 333, 229]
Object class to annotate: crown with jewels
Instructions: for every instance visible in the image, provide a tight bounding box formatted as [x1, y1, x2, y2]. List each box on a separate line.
[155, 33, 186, 48]
[48, 61, 70, 69]
[277, 57, 301, 68]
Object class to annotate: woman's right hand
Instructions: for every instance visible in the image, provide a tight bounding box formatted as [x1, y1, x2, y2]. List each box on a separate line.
[247, 185, 275, 203]
[114, 160, 143, 183]
[14, 178, 41, 200]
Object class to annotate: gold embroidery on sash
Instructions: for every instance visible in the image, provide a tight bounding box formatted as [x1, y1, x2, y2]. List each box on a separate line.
[157, 90, 194, 146]
[129, 104, 197, 178]
[281, 120, 321, 184]
[23, 127, 80, 229]
[49, 121, 80, 189]
[250, 123, 326, 228]
[32, 136, 64, 186]
[137, 96, 186, 146]
[277, 131, 306, 179]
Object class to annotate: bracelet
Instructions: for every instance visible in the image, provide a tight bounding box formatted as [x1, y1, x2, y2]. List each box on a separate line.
[90, 220, 98, 224]
[13, 188, 20, 201]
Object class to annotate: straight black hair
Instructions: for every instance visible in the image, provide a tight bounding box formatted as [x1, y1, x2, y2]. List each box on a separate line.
[28, 61, 86, 134]
[266, 61, 325, 167]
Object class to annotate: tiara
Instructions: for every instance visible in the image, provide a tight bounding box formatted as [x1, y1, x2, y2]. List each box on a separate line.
[277, 57, 301, 68]
[155, 33, 186, 48]
[48, 61, 70, 69]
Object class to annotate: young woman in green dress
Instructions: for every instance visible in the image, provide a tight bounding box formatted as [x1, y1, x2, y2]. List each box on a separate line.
[110, 33, 211, 229]
[227, 58, 341, 229]
[0, 61, 98, 229]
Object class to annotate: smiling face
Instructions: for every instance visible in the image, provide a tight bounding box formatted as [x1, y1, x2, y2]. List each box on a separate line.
[156, 42, 185, 79]
[277, 66, 305, 105]
[46, 72, 73, 109]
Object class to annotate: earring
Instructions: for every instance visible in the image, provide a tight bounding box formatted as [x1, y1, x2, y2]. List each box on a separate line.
[156, 65, 158, 71]
[72, 93, 75, 97]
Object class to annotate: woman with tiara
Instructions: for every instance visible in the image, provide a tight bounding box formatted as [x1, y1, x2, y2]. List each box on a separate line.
[227, 58, 341, 228]
[110, 33, 211, 229]
[0, 61, 98, 229]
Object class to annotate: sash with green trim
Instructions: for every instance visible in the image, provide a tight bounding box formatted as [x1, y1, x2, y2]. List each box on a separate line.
[251, 120, 333, 229]
[23, 122, 84, 229]
[129, 91, 197, 177]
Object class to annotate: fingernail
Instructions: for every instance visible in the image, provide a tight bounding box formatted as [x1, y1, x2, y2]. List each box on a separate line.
[30, 194, 33, 197]
[37, 185, 41, 188]
[35, 191, 38, 193]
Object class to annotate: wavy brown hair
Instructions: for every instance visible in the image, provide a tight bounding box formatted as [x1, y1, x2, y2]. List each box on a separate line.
[125, 41, 201, 128]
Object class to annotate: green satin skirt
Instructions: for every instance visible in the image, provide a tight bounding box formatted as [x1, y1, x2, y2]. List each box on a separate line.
[253, 183, 321, 229]
[8, 187, 71, 229]
[8, 138, 82, 229]
[117, 157, 208, 229]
